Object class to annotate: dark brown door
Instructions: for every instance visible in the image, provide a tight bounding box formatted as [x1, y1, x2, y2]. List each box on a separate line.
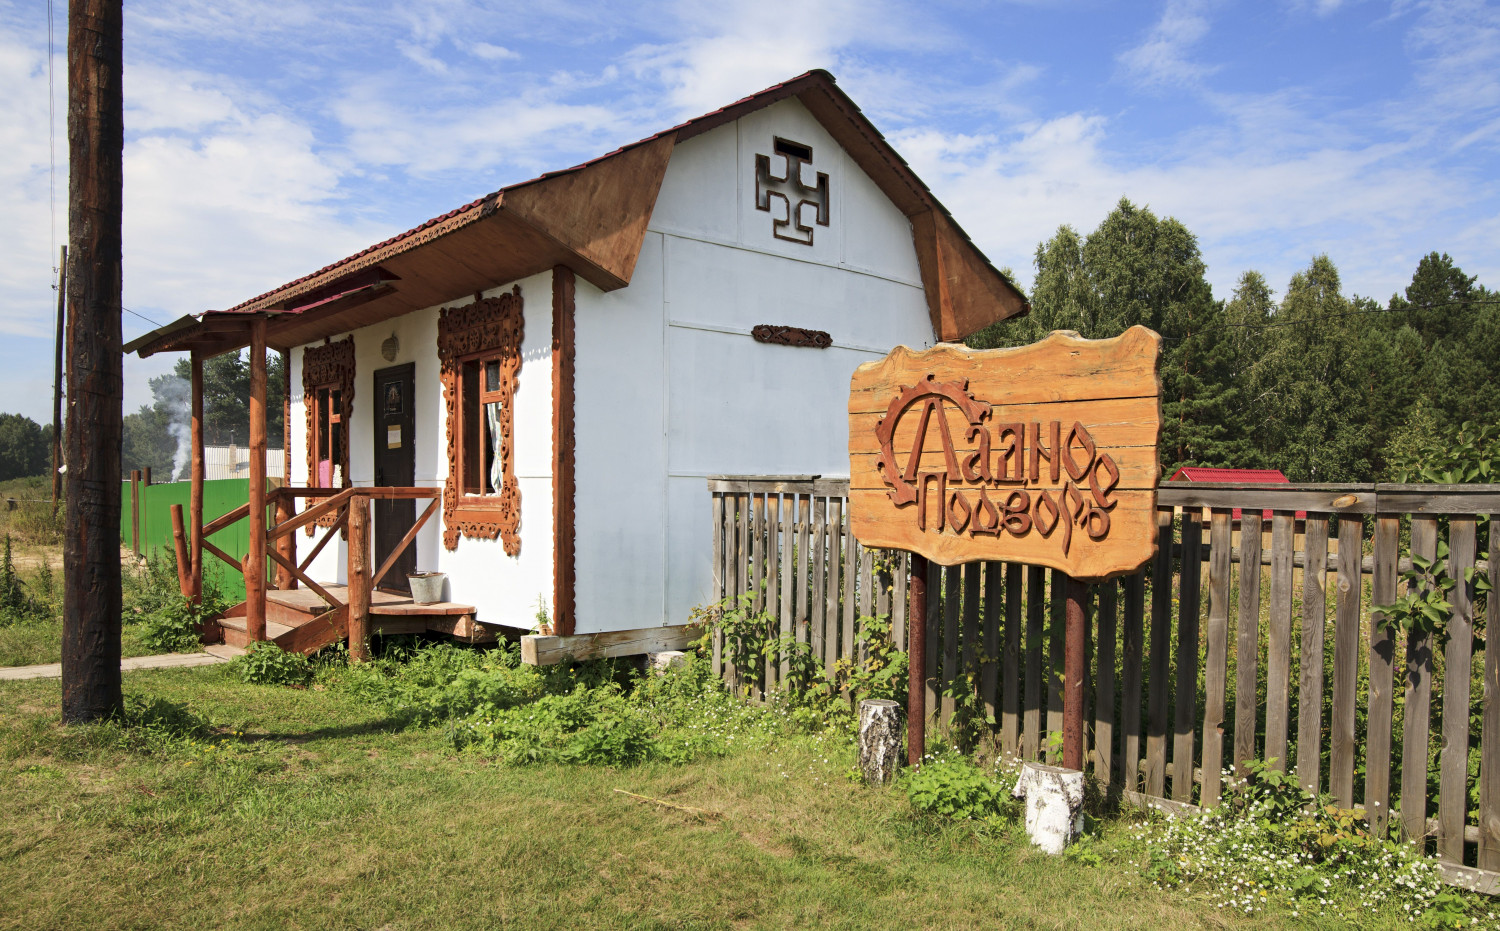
[373, 363, 417, 594]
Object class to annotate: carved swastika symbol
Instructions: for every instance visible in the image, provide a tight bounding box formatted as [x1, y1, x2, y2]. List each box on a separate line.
[755, 137, 829, 245]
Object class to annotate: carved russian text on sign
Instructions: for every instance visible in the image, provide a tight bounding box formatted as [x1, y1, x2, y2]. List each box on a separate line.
[848, 327, 1162, 580]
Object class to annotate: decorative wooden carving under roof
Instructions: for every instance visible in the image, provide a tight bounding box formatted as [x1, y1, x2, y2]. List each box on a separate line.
[438, 286, 524, 554]
[302, 337, 356, 534]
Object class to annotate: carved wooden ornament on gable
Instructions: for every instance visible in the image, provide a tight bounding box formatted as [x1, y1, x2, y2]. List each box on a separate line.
[847, 327, 1163, 581]
[438, 287, 524, 554]
[755, 137, 829, 245]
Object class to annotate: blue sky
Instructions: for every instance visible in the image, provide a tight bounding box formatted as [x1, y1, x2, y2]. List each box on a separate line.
[1, 0, 1496, 423]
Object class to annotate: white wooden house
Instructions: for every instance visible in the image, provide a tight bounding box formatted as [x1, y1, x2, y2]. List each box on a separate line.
[124, 70, 1028, 663]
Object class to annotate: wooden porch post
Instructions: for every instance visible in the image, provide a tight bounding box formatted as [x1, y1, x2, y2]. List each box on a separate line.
[347, 495, 371, 662]
[275, 348, 294, 588]
[189, 351, 204, 603]
[274, 495, 296, 590]
[244, 316, 268, 641]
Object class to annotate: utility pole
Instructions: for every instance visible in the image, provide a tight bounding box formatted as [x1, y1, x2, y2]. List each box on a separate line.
[61, 0, 124, 723]
[52, 245, 66, 515]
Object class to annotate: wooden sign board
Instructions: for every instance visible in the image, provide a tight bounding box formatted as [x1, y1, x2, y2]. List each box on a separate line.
[848, 327, 1162, 581]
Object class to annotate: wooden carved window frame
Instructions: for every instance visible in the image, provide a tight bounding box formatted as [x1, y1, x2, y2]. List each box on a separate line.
[302, 337, 356, 534]
[439, 286, 523, 554]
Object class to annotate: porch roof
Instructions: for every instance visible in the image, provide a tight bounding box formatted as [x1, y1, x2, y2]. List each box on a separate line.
[125, 70, 1030, 360]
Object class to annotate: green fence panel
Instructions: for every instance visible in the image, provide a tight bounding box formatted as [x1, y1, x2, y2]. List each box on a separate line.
[119, 479, 263, 601]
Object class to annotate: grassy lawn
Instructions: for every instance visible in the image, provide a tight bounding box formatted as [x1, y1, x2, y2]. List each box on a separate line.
[0, 662, 1420, 931]
[0, 616, 158, 667]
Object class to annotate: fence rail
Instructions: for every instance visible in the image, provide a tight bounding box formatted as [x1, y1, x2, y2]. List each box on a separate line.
[708, 477, 1500, 893]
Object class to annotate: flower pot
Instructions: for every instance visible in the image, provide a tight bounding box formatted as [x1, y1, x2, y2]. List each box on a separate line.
[408, 571, 446, 605]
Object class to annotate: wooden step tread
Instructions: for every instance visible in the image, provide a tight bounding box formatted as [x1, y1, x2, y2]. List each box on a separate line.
[203, 643, 246, 660]
[267, 585, 476, 617]
[217, 615, 296, 639]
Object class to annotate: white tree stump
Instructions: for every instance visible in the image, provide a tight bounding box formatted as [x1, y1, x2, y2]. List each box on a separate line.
[858, 699, 904, 786]
[647, 650, 686, 675]
[1011, 761, 1085, 855]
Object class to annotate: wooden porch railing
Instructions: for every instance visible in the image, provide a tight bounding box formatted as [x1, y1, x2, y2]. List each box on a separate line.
[173, 485, 440, 661]
[710, 476, 1500, 894]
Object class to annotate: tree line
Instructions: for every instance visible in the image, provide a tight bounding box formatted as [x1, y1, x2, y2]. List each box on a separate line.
[969, 197, 1499, 483]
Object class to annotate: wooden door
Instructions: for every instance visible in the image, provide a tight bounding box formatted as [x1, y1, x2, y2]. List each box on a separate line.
[373, 363, 417, 594]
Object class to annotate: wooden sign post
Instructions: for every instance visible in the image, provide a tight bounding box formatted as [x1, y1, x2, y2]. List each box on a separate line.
[848, 327, 1162, 769]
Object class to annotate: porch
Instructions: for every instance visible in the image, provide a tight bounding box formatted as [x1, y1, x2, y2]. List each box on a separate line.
[129, 309, 486, 661]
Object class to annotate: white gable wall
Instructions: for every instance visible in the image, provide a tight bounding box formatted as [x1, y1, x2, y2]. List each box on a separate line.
[574, 98, 935, 634]
[287, 270, 555, 628]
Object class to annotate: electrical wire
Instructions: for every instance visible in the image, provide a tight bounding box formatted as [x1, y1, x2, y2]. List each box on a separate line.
[123, 306, 166, 328]
[47, 0, 56, 259]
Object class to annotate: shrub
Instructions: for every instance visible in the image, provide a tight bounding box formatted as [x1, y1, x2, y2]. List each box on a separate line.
[903, 755, 1014, 822]
[232, 641, 312, 686]
[127, 550, 228, 653]
[330, 642, 764, 767]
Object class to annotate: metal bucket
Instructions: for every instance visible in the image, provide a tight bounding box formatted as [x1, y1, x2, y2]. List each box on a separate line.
[408, 572, 446, 605]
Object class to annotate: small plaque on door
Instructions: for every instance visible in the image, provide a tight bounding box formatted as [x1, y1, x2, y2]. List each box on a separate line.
[384, 381, 403, 416]
[387, 425, 401, 449]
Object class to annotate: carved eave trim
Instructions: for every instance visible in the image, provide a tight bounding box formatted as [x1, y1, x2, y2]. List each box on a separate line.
[439, 286, 524, 554]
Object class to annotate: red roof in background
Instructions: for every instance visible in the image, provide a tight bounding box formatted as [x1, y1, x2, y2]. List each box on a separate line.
[1169, 467, 1290, 483]
[1166, 467, 1304, 520]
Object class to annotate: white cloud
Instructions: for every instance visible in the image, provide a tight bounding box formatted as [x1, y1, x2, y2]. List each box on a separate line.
[469, 42, 520, 61]
[1118, 0, 1219, 88]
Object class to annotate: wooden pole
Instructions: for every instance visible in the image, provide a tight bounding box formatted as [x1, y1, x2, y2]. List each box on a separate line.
[51, 245, 66, 516]
[60, 0, 123, 724]
[1063, 575, 1087, 772]
[169, 504, 191, 599]
[907, 553, 928, 767]
[347, 495, 371, 662]
[129, 469, 140, 557]
[189, 351, 204, 602]
[244, 316, 268, 642]
[142, 466, 151, 486]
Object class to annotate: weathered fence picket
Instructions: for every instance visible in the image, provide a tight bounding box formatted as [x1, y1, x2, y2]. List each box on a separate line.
[707, 477, 1500, 893]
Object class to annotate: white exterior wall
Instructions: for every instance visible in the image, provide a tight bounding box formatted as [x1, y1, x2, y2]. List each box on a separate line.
[574, 98, 935, 634]
[287, 270, 554, 628]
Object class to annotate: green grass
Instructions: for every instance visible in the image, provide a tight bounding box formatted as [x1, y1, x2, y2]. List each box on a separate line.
[0, 616, 157, 667]
[0, 664, 1424, 931]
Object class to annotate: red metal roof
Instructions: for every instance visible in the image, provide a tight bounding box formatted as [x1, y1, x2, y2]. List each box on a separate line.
[1166, 467, 1303, 519]
[1169, 467, 1291, 483]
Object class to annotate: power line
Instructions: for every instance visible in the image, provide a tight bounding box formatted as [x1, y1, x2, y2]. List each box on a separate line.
[47, 0, 56, 258]
[122, 306, 166, 328]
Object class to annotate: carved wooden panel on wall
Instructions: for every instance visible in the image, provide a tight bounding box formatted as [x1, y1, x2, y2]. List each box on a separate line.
[752, 324, 832, 348]
[438, 286, 524, 554]
[847, 327, 1162, 581]
[302, 337, 356, 534]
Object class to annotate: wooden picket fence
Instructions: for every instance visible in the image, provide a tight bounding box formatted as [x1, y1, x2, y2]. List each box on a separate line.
[707, 476, 1500, 893]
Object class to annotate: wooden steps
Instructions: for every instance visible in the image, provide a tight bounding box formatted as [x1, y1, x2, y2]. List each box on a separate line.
[205, 585, 489, 655]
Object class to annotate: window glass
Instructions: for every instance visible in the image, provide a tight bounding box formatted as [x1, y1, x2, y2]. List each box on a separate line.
[462, 360, 481, 495]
